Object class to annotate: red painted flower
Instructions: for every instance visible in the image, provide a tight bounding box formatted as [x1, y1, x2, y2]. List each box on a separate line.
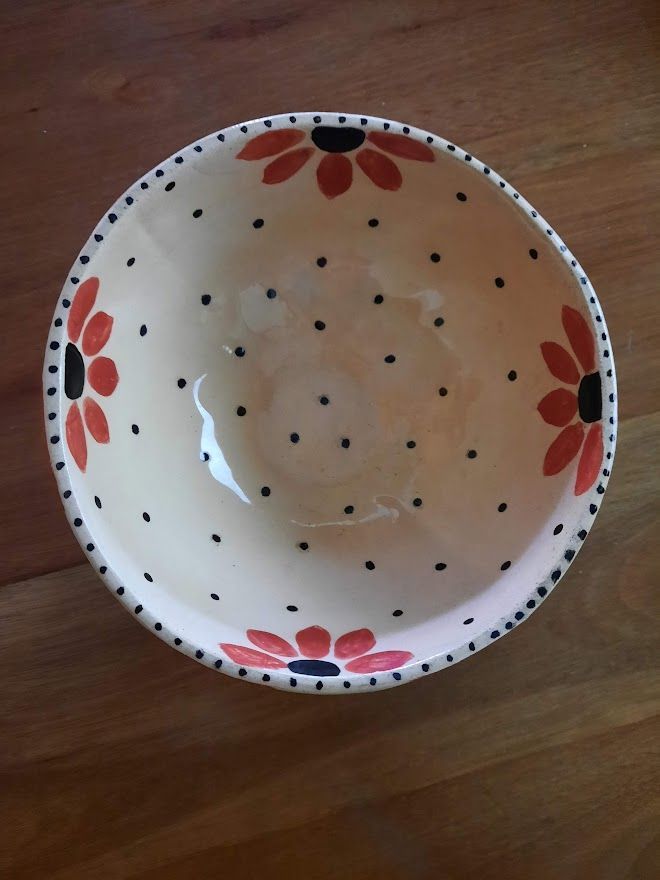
[63, 277, 119, 472]
[221, 625, 413, 677]
[538, 306, 603, 495]
[237, 125, 435, 198]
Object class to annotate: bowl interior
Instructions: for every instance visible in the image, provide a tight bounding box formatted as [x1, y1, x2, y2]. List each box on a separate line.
[47, 114, 614, 689]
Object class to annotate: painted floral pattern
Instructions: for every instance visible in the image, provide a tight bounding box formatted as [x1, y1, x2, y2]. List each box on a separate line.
[538, 305, 603, 495]
[221, 626, 413, 676]
[64, 277, 119, 471]
[237, 125, 435, 198]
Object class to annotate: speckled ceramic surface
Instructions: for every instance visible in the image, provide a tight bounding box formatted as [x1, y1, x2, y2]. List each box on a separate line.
[43, 113, 617, 693]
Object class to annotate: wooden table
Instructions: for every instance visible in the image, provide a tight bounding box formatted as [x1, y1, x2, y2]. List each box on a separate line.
[1, 1, 659, 877]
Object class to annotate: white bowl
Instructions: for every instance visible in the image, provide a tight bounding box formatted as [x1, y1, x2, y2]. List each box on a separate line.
[43, 113, 617, 693]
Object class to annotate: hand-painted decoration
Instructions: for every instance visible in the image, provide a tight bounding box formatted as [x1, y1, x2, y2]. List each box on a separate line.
[64, 277, 119, 471]
[237, 126, 434, 198]
[538, 305, 603, 495]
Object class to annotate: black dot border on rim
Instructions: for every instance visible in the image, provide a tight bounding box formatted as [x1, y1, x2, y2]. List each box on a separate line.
[42, 111, 618, 695]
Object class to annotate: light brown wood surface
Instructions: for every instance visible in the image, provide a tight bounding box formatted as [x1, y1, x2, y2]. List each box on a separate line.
[1, 1, 659, 877]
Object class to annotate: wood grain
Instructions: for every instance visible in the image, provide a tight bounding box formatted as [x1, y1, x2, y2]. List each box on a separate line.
[1, 0, 659, 877]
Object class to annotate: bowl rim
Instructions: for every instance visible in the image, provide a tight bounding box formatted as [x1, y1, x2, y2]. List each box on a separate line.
[42, 111, 618, 694]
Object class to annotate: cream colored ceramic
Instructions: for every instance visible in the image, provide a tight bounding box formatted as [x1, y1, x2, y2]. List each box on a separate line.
[43, 113, 617, 693]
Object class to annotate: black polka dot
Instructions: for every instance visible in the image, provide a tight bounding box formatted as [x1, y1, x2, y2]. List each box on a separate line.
[314, 319, 326, 331]
[578, 529, 587, 540]
[261, 486, 271, 497]
[174, 637, 182, 645]
[287, 605, 298, 612]
[131, 424, 139, 435]
[313, 116, 321, 123]
[343, 680, 351, 688]
[236, 405, 246, 417]
[456, 192, 467, 202]
[438, 386, 448, 397]
[50, 341, 59, 351]
[553, 523, 563, 535]
[262, 672, 270, 681]
[211, 593, 219, 600]
[370, 678, 377, 686]
[86, 543, 94, 552]
[193, 209, 203, 218]
[95, 233, 104, 241]
[422, 663, 430, 672]
[463, 617, 474, 625]
[217, 133, 225, 141]
[142, 511, 150, 522]
[201, 293, 211, 305]
[466, 449, 477, 459]
[497, 502, 507, 512]
[435, 562, 447, 571]
[194, 145, 202, 152]
[316, 681, 323, 690]
[430, 252, 441, 263]
[529, 248, 538, 260]
[139, 324, 147, 336]
[211, 533, 221, 543]
[48, 366, 57, 374]
[406, 440, 416, 449]
[494, 277, 505, 288]
[73, 517, 82, 527]
[55, 461, 64, 470]
[196, 650, 204, 659]
[384, 354, 396, 363]
[48, 410, 56, 418]
[216, 660, 224, 669]
[447, 144, 456, 151]
[393, 609, 403, 617]
[62, 298, 70, 308]
[290, 432, 300, 444]
[253, 218, 264, 229]
[144, 573, 153, 582]
[175, 156, 183, 164]
[373, 294, 384, 304]
[298, 541, 309, 551]
[47, 387, 56, 395]
[392, 672, 402, 681]
[177, 378, 186, 388]
[108, 213, 117, 223]
[316, 257, 327, 268]
[538, 586, 548, 597]
[135, 604, 143, 614]
[590, 503, 598, 514]
[127, 257, 135, 267]
[340, 437, 350, 449]
[365, 560, 375, 571]
[507, 370, 517, 381]
[446, 655, 453, 662]
[505, 622, 513, 630]
[155, 622, 162, 631]
[264, 120, 272, 127]
[54, 317, 62, 327]
[319, 395, 329, 406]
[412, 497, 422, 507]
[165, 181, 175, 191]
[490, 631, 500, 639]
[565, 549, 575, 561]
[290, 677, 297, 687]
[235, 346, 245, 357]
[501, 560, 511, 570]
[515, 611, 524, 620]
[551, 569, 561, 583]
[344, 505, 354, 515]
[63, 490, 72, 499]
[50, 435, 59, 444]
[434, 317, 445, 329]
[368, 218, 379, 227]
[266, 288, 277, 299]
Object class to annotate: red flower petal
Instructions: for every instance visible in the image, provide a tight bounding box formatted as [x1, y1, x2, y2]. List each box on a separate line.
[82, 311, 113, 356]
[575, 423, 603, 496]
[316, 153, 353, 199]
[247, 630, 297, 657]
[540, 342, 580, 385]
[543, 423, 584, 476]
[220, 644, 287, 669]
[83, 396, 109, 443]
[237, 129, 305, 160]
[262, 147, 314, 184]
[562, 305, 595, 373]
[65, 402, 87, 471]
[367, 131, 434, 162]
[295, 626, 331, 658]
[345, 651, 414, 673]
[67, 277, 99, 343]
[334, 628, 376, 659]
[537, 388, 578, 427]
[355, 148, 402, 191]
[88, 357, 118, 396]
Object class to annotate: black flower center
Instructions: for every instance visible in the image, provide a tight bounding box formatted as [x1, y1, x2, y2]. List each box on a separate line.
[578, 371, 602, 423]
[311, 126, 365, 153]
[64, 343, 85, 400]
[288, 659, 340, 677]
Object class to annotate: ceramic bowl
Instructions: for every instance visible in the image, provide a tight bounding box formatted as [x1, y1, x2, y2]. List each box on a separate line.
[43, 113, 617, 694]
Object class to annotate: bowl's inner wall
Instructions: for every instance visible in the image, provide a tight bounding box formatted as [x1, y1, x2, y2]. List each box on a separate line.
[58, 120, 596, 665]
